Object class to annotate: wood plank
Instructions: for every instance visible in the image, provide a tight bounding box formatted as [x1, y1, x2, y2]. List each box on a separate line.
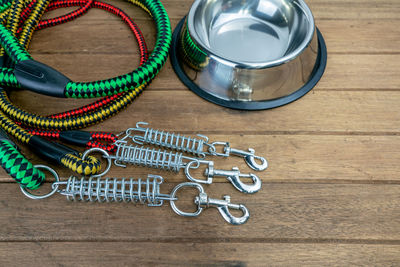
[0, 242, 399, 266]
[26, 52, 400, 90]
[318, 55, 400, 90]
[10, 90, 400, 133]
[317, 20, 400, 54]
[0, 0, 398, 264]
[28, 19, 400, 54]
[1, 135, 400, 183]
[306, 0, 400, 20]
[14, 50, 400, 93]
[6, 90, 400, 181]
[0, 183, 399, 241]
[25, 2, 400, 93]
[42, 0, 400, 20]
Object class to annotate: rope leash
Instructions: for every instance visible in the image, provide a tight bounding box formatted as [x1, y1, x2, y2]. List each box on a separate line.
[0, 0, 171, 99]
[0, 0, 155, 181]
[0, 129, 44, 189]
[0, 0, 265, 225]
[0, 0, 109, 176]
[18, 0, 150, 153]
[27, 129, 117, 152]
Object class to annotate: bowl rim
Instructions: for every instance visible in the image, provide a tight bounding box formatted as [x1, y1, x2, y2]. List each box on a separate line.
[171, 18, 328, 110]
[187, 0, 316, 69]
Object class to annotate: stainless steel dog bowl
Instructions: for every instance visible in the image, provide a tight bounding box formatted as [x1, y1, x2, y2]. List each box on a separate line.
[171, 0, 327, 110]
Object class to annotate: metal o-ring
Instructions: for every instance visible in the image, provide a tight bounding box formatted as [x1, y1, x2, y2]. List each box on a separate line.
[169, 182, 204, 217]
[20, 165, 60, 200]
[81, 147, 112, 177]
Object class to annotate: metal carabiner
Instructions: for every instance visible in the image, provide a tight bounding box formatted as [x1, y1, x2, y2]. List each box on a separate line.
[169, 182, 250, 225]
[205, 162, 262, 194]
[184, 160, 262, 194]
[227, 147, 268, 171]
[119, 123, 268, 172]
[206, 142, 268, 171]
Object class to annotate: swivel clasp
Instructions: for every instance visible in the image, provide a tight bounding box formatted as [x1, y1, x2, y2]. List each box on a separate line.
[195, 193, 249, 225]
[169, 182, 250, 225]
[205, 162, 262, 194]
[227, 147, 268, 171]
[184, 160, 262, 194]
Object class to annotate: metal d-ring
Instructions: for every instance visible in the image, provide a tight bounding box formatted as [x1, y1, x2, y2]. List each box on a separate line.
[81, 147, 112, 177]
[184, 160, 213, 184]
[20, 165, 60, 200]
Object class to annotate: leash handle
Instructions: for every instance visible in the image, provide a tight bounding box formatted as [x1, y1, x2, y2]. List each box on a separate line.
[0, 131, 45, 189]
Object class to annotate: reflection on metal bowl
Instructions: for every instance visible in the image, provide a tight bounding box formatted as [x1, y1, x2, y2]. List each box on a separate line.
[171, 0, 327, 110]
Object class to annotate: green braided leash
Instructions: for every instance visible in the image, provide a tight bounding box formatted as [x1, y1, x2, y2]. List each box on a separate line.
[0, 0, 172, 98]
[0, 1, 11, 14]
[0, 22, 31, 63]
[0, 139, 45, 189]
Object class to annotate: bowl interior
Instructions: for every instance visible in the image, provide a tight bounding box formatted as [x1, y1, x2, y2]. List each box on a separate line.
[189, 0, 314, 65]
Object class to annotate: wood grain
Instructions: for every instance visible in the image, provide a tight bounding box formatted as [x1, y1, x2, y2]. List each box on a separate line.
[41, 0, 400, 20]
[10, 90, 400, 133]
[28, 19, 400, 54]
[0, 0, 399, 265]
[2, 134, 400, 183]
[27, 16, 400, 91]
[0, 183, 399, 241]
[24, 53, 400, 90]
[0, 243, 399, 266]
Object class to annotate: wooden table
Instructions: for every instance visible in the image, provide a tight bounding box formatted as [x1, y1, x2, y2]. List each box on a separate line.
[1, 0, 400, 265]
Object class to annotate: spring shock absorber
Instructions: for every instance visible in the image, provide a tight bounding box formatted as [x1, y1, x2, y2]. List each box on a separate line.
[107, 140, 198, 172]
[124, 122, 268, 171]
[128, 122, 208, 157]
[57, 175, 170, 206]
[20, 167, 250, 225]
[102, 142, 262, 194]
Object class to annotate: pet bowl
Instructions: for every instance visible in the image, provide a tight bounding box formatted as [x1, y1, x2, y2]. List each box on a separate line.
[170, 0, 327, 110]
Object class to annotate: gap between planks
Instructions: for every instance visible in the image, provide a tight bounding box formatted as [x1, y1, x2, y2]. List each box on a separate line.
[1, 238, 400, 245]
[2, 179, 400, 185]
[1, 242, 400, 266]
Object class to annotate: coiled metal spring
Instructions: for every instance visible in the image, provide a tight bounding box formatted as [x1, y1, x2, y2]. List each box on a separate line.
[20, 165, 251, 225]
[54, 175, 174, 206]
[107, 141, 197, 172]
[124, 122, 268, 171]
[128, 122, 208, 157]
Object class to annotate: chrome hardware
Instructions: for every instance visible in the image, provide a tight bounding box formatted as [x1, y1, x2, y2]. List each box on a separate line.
[106, 141, 198, 173]
[184, 160, 262, 194]
[107, 142, 261, 192]
[226, 147, 269, 171]
[124, 122, 268, 171]
[206, 141, 230, 157]
[20, 165, 60, 200]
[126, 122, 208, 158]
[169, 182, 249, 225]
[20, 169, 249, 225]
[207, 143, 268, 171]
[53, 175, 172, 206]
[184, 160, 214, 184]
[206, 164, 262, 194]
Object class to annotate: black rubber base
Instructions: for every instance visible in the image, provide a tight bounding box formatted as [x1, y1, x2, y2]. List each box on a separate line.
[170, 17, 328, 110]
